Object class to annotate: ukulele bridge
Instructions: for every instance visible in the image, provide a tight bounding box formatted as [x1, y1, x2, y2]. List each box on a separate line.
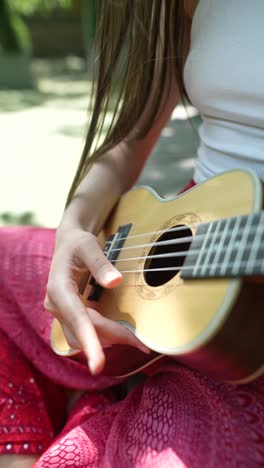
[87, 223, 132, 302]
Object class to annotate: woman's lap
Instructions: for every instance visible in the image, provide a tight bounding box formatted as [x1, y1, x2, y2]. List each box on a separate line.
[0, 328, 67, 457]
[35, 367, 264, 467]
[0, 226, 264, 467]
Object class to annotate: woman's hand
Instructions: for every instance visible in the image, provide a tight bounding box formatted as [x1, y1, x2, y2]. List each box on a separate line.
[44, 227, 149, 375]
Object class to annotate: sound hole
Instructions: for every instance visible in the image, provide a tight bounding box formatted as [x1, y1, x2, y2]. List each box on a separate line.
[144, 225, 192, 287]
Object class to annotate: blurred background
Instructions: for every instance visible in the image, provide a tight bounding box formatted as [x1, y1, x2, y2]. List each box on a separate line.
[0, 0, 200, 228]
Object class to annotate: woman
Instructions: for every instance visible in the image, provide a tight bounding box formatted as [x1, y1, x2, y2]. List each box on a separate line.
[0, 1, 263, 466]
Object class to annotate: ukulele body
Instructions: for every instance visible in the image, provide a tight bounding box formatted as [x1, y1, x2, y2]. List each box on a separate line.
[51, 169, 264, 384]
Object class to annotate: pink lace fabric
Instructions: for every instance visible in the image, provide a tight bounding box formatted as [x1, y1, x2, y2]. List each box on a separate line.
[0, 226, 263, 467]
[0, 226, 118, 392]
[36, 367, 264, 467]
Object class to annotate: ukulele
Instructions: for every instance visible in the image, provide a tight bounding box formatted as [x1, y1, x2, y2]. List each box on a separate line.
[50, 169, 264, 384]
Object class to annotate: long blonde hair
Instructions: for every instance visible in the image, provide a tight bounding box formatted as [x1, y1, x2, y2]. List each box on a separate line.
[66, 0, 189, 206]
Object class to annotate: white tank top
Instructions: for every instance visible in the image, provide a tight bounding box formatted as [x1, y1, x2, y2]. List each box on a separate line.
[184, 0, 264, 183]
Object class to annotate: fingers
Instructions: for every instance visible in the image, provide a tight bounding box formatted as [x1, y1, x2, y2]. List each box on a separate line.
[45, 280, 105, 375]
[87, 308, 150, 354]
[75, 233, 122, 288]
[44, 229, 145, 376]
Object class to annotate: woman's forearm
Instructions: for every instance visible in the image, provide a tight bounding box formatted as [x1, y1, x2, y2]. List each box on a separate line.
[57, 139, 149, 237]
[58, 112, 173, 236]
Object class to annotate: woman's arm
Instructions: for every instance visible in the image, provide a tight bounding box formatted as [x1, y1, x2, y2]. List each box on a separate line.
[45, 19, 191, 375]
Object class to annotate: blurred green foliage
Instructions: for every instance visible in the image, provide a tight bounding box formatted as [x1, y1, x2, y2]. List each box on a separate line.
[0, 1, 32, 54]
[9, 0, 73, 16]
[0, 0, 74, 54]
[0, 212, 39, 226]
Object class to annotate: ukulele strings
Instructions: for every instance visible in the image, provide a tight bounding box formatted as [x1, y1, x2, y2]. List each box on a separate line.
[109, 222, 264, 257]
[114, 243, 260, 264]
[107, 224, 264, 279]
[114, 221, 202, 242]
[117, 258, 264, 275]
[109, 211, 264, 244]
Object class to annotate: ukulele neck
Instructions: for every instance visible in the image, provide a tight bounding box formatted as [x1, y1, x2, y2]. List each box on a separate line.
[182, 211, 264, 279]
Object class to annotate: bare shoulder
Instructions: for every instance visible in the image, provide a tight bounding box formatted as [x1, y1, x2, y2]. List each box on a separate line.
[184, 0, 199, 19]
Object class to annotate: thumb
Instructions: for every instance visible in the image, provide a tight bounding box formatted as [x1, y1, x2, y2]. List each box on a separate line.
[77, 232, 122, 288]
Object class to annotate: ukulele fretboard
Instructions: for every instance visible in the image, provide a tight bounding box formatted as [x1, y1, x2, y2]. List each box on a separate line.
[181, 211, 264, 279]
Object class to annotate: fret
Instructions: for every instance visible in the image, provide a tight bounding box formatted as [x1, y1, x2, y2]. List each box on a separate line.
[239, 214, 258, 274]
[182, 211, 264, 279]
[245, 214, 264, 274]
[231, 215, 249, 275]
[209, 217, 230, 276]
[219, 216, 240, 276]
[227, 217, 246, 274]
[200, 219, 221, 276]
[205, 220, 224, 276]
[182, 221, 213, 278]
[193, 222, 213, 276]
[256, 216, 264, 266]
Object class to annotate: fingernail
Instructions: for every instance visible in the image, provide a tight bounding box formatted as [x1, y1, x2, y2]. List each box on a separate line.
[102, 270, 121, 284]
[138, 344, 151, 354]
[88, 357, 105, 375]
[88, 359, 97, 375]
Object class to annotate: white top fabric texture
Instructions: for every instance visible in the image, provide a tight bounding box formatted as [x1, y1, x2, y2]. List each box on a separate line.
[184, 0, 264, 183]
